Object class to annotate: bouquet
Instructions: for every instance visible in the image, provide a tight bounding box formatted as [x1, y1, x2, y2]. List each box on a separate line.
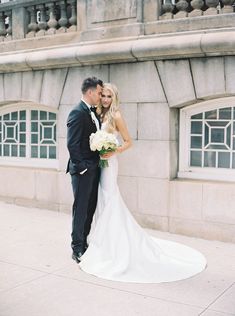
[90, 130, 119, 168]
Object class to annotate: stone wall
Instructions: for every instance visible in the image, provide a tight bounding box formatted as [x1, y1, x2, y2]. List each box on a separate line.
[1, 56, 235, 242]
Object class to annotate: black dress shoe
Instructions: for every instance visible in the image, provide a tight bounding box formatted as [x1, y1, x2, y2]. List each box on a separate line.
[72, 251, 83, 263]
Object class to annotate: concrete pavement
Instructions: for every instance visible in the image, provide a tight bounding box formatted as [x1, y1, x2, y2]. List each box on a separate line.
[0, 201, 235, 316]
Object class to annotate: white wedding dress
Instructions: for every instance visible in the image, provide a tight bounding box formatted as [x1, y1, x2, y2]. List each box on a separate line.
[79, 126, 207, 283]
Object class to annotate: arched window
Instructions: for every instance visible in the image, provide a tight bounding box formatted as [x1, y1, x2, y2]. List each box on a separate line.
[178, 97, 235, 182]
[0, 103, 58, 169]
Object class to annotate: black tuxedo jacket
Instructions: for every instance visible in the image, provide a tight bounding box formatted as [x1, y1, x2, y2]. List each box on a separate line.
[66, 101, 100, 175]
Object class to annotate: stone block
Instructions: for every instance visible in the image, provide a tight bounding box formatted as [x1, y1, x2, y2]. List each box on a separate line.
[138, 102, 170, 140]
[169, 108, 179, 141]
[0, 74, 4, 101]
[88, 0, 137, 24]
[58, 104, 72, 138]
[118, 175, 138, 213]
[4, 73, 22, 101]
[169, 141, 178, 179]
[58, 137, 69, 172]
[190, 57, 225, 99]
[40, 69, 68, 108]
[156, 60, 196, 107]
[58, 171, 73, 206]
[203, 182, 235, 225]
[60, 65, 109, 106]
[22, 70, 43, 103]
[133, 212, 169, 231]
[120, 103, 137, 140]
[0, 167, 35, 199]
[118, 140, 170, 178]
[138, 178, 169, 216]
[169, 217, 204, 239]
[225, 56, 235, 94]
[35, 170, 58, 203]
[170, 180, 203, 220]
[110, 62, 166, 103]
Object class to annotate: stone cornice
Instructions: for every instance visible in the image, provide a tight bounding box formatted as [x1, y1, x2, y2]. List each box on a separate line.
[0, 28, 235, 73]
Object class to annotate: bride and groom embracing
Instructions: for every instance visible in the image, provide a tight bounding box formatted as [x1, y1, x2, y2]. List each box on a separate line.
[66, 76, 207, 283]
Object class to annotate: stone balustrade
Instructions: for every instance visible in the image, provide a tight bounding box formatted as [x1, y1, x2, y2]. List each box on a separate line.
[0, 0, 234, 43]
[0, 0, 77, 41]
[160, 0, 235, 19]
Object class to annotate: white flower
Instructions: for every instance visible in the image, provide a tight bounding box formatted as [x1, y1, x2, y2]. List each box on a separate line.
[89, 130, 119, 167]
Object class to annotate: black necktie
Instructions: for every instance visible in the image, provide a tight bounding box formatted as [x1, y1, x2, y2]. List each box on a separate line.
[90, 107, 96, 113]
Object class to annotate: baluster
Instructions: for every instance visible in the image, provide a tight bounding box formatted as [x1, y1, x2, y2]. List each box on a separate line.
[189, 0, 204, 16]
[36, 4, 47, 37]
[47, 2, 58, 34]
[160, 0, 174, 19]
[204, 0, 220, 14]
[221, 0, 234, 13]
[26, 6, 38, 38]
[175, 0, 189, 18]
[0, 11, 7, 41]
[5, 10, 12, 40]
[57, 0, 68, 33]
[68, 0, 77, 32]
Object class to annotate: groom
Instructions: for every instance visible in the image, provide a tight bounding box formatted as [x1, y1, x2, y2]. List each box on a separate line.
[66, 77, 103, 263]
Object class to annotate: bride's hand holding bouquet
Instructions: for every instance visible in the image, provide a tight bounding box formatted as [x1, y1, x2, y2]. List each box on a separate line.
[90, 130, 119, 168]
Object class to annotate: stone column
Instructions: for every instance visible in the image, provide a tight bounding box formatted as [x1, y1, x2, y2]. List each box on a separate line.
[143, 0, 161, 21]
[12, 7, 27, 39]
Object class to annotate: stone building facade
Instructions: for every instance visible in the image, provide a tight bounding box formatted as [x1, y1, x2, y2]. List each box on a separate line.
[0, 0, 235, 242]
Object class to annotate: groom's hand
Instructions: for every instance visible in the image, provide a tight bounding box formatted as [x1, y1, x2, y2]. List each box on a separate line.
[101, 151, 115, 159]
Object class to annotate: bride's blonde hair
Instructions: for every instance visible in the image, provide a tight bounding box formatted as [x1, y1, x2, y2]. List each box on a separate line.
[97, 83, 120, 133]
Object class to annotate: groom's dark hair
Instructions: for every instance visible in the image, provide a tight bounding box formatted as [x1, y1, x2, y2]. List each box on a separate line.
[81, 77, 103, 94]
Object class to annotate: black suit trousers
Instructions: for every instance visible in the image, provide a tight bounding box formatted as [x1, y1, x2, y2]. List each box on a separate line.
[71, 166, 100, 253]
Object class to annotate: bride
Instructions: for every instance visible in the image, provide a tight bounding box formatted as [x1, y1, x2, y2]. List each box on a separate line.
[79, 83, 207, 283]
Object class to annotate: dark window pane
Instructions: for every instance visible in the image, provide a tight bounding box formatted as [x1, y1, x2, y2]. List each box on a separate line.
[20, 111, 26, 120]
[54, 126, 56, 141]
[226, 124, 231, 148]
[191, 136, 202, 149]
[232, 153, 235, 169]
[208, 121, 228, 127]
[219, 107, 231, 119]
[11, 145, 18, 157]
[218, 152, 230, 168]
[20, 122, 26, 132]
[31, 110, 38, 120]
[3, 144, 9, 156]
[44, 127, 52, 139]
[20, 145, 26, 157]
[207, 144, 227, 150]
[31, 146, 38, 158]
[20, 134, 26, 143]
[211, 128, 224, 143]
[204, 124, 209, 147]
[191, 113, 202, 120]
[40, 111, 47, 120]
[31, 122, 38, 132]
[40, 146, 47, 158]
[205, 110, 217, 119]
[204, 151, 216, 167]
[190, 151, 202, 167]
[49, 112, 56, 120]
[191, 121, 202, 134]
[3, 114, 10, 120]
[11, 112, 18, 120]
[31, 134, 38, 144]
[7, 127, 14, 138]
[49, 146, 56, 159]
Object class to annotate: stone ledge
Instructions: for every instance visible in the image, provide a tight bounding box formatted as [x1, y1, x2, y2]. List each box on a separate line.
[0, 28, 235, 73]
